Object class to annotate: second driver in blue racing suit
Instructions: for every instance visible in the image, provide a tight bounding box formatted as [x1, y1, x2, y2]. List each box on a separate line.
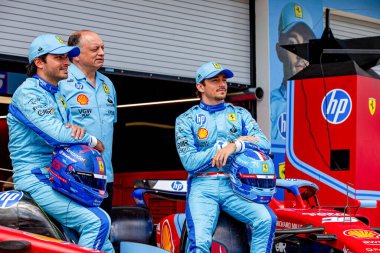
[175, 62, 276, 253]
[7, 34, 114, 253]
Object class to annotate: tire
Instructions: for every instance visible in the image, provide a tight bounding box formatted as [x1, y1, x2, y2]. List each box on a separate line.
[111, 206, 154, 252]
[180, 211, 250, 253]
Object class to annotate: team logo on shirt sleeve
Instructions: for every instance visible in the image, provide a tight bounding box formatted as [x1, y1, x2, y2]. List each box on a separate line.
[76, 94, 89, 105]
[102, 83, 110, 94]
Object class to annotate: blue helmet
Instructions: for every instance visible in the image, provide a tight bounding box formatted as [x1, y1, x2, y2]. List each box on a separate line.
[230, 149, 276, 204]
[49, 145, 108, 207]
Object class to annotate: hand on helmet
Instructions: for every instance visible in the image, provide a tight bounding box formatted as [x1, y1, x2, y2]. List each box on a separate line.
[65, 123, 85, 140]
[212, 143, 236, 168]
[94, 139, 105, 153]
[237, 135, 258, 142]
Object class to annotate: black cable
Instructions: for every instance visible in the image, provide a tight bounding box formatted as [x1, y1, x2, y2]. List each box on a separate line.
[319, 53, 342, 170]
[299, 61, 330, 168]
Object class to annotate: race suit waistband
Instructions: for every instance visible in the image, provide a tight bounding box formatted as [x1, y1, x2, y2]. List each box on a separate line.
[196, 172, 229, 178]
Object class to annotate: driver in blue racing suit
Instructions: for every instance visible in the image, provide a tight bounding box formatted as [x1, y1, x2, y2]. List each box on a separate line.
[175, 62, 276, 253]
[7, 34, 114, 253]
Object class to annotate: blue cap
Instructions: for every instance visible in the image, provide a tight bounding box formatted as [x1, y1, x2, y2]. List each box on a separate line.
[278, 2, 313, 35]
[195, 62, 234, 84]
[28, 34, 80, 63]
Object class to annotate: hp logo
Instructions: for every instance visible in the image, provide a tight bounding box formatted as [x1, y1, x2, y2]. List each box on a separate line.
[0, 191, 23, 208]
[195, 114, 207, 125]
[321, 89, 352, 124]
[277, 112, 286, 140]
[171, 181, 184, 191]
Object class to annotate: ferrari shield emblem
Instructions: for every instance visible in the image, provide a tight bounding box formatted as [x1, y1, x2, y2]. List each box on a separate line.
[369, 98, 376, 116]
[228, 113, 236, 122]
[262, 163, 268, 173]
[59, 97, 66, 109]
[293, 5, 303, 18]
[102, 83, 110, 94]
[279, 162, 285, 179]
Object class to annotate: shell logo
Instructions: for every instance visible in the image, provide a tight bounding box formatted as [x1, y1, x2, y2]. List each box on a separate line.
[197, 127, 208, 139]
[161, 221, 174, 253]
[76, 94, 89, 105]
[343, 229, 379, 238]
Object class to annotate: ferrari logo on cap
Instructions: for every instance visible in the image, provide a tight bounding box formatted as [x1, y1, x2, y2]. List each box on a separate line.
[103, 83, 110, 94]
[228, 113, 236, 122]
[212, 63, 221, 69]
[294, 5, 303, 18]
[369, 98, 376, 116]
[56, 36, 64, 44]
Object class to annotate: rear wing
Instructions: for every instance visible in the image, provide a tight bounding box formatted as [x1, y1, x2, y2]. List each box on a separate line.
[133, 180, 187, 207]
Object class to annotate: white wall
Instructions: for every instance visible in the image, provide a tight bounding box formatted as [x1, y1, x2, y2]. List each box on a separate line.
[254, 0, 271, 138]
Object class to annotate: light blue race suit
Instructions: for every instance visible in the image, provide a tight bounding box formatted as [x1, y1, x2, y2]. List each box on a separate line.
[175, 100, 277, 253]
[7, 75, 114, 253]
[59, 64, 117, 183]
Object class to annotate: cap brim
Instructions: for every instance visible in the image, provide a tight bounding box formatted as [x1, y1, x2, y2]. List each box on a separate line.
[205, 69, 234, 80]
[49, 46, 80, 58]
[281, 21, 314, 35]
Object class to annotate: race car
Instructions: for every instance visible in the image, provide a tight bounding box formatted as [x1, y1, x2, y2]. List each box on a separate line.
[0, 188, 168, 253]
[133, 178, 380, 253]
[1, 178, 380, 253]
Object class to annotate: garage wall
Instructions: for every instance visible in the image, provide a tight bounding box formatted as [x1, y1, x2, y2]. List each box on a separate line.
[327, 9, 380, 74]
[0, 0, 251, 85]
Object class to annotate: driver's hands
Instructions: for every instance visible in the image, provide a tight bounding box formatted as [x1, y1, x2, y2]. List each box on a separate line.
[212, 143, 236, 168]
[66, 123, 85, 140]
[94, 139, 105, 153]
[237, 135, 258, 142]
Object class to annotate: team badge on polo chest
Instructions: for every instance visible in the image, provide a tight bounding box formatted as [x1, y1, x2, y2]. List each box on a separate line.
[228, 113, 236, 122]
[103, 83, 110, 94]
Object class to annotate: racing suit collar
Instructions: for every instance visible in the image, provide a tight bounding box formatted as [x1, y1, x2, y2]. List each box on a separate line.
[199, 100, 226, 112]
[69, 64, 105, 87]
[33, 75, 58, 94]
[68, 64, 86, 80]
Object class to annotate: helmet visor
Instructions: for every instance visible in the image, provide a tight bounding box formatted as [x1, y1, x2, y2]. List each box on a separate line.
[71, 170, 107, 190]
[238, 174, 276, 188]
